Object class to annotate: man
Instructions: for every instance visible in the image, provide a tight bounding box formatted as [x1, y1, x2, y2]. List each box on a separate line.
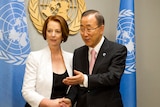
[63, 9, 127, 107]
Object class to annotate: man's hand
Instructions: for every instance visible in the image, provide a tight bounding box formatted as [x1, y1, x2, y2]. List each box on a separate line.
[63, 70, 84, 85]
[59, 98, 71, 107]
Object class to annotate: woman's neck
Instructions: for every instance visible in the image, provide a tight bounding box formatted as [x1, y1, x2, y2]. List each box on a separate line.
[49, 46, 62, 55]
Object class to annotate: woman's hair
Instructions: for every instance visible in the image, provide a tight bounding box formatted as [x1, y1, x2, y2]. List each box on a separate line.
[42, 15, 69, 42]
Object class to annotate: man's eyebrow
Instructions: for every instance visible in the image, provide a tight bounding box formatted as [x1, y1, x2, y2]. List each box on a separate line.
[80, 25, 92, 27]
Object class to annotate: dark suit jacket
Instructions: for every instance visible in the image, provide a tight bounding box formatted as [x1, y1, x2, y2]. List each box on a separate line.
[67, 38, 127, 107]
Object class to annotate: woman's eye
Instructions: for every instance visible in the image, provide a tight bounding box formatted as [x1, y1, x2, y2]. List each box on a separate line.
[55, 30, 61, 34]
[47, 30, 52, 33]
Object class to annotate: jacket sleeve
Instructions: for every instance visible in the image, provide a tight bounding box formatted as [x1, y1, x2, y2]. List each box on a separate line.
[66, 85, 79, 106]
[22, 52, 45, 107]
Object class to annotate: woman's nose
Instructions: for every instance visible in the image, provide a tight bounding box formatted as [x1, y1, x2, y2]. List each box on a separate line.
[51, 32, 56, 37]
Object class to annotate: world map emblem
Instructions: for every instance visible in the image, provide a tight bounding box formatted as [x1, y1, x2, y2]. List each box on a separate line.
[116, 9, 136, 74]
[0, 2, 30, 65]
[28, 0, 86, 35]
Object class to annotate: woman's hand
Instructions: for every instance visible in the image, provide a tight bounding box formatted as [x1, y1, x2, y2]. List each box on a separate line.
[39, 98, 63, 107]
[59, 98, 71, 107]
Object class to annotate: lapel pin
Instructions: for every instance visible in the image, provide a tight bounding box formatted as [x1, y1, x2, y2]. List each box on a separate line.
[103, 53, 106, 56]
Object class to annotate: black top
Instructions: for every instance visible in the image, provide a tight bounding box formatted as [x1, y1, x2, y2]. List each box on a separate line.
[25, 71, 69, 107]
[50, 70, 69, 99]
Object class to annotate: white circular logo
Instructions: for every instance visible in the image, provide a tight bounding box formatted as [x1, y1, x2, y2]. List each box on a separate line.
[0, 2, 30, 65]
[116, 9, 136, 74]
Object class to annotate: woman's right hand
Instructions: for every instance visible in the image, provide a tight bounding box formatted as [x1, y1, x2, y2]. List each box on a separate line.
[39, 98, 62, 107]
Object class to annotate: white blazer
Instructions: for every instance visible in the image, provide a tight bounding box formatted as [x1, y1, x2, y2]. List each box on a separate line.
[22, 46, 73, 107]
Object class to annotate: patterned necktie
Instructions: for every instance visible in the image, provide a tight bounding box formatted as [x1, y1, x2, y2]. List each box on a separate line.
[89, 49, 97, 74]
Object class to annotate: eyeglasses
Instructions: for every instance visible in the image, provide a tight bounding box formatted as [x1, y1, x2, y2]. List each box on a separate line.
[80, 26, 100, 33]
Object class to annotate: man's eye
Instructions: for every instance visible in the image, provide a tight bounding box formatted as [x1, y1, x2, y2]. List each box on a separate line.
[87, 28, 92, 30]
[87, 28, 92, 32]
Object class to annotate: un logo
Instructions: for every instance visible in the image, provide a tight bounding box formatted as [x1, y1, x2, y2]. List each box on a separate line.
[28, 0, 86, 35]
[0, 2, 30, 65]
[116, 9, 136, 74]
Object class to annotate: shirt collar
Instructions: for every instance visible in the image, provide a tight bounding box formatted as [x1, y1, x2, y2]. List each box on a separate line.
[89, 36, 105, 54]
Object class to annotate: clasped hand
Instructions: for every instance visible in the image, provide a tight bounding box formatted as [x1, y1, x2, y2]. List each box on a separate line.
[59, 98, 71, 107]
[39, 98, 71, 107]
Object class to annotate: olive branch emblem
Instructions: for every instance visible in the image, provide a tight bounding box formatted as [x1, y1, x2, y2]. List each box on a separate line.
[0, 50, 28, 65]
[118, 9, 134, 19]
[29, 0, 44, 33]
[28, 0, 86, 35]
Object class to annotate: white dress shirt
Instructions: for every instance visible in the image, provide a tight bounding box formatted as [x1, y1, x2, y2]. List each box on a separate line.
[81, 36, 105, 87]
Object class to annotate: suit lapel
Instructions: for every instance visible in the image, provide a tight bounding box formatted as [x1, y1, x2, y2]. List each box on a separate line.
[92, 38, 109, 74]
[77, 46, 89, 75]
[82, 46, 89, 74]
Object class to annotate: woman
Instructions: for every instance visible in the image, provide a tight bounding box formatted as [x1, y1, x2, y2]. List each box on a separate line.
[22, 15, 72, 107]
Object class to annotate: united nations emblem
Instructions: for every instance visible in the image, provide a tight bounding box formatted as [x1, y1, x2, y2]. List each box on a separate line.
[116, 9, 136, 74]
[0, 1, 30, 65]
[28, 0, 86, 35]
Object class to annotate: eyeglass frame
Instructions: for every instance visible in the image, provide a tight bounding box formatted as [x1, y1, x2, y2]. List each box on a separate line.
[80, 25, 102, 33]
